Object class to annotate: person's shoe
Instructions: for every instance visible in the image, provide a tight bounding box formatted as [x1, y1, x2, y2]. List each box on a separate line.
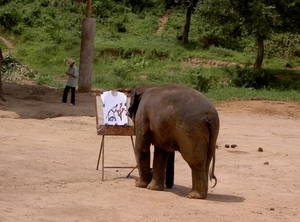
[69, 103, 75, 106]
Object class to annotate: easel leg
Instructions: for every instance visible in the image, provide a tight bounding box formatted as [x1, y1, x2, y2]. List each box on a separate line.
[96, 135, 105, 170]
[101, 135, 105, 181]
[126, 135, 138, 178]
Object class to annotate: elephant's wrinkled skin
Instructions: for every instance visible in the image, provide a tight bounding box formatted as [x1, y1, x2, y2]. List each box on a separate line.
[128, 84, 220, 199]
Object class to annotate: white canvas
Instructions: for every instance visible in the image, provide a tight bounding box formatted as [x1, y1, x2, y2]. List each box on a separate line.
[101, 91, 128, 125]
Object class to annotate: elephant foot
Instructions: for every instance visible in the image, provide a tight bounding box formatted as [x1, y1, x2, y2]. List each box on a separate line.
[147, 180, 164, 191]
[187, 190, 207, 199]
[135, 179, 149, 188]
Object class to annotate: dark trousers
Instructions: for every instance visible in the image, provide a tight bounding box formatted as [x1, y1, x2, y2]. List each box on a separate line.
[165, 151, 175, 188]
[62, 85, 75, 104]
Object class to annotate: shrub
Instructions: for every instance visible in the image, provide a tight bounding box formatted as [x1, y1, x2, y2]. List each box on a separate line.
[0, 6, 21, 30]
[116, 22, 127, 33]
[186, 68, 217, 93]
[265, 33, 300, 59]
[230, 66, 277, 89]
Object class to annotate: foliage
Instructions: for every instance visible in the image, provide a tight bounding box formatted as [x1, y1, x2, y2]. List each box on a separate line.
[230, 66, 277, 89]
[195, 0, 300, 68]
[1, 53, 38, 81]
[195, 0, 242, 49]
[0, 0, 300, 103]
[265, 33, 300, 59]
[0, 4, 21, 30]
[225, 65, 300, 91]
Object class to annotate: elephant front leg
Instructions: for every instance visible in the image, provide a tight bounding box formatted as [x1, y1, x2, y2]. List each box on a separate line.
[147, 146, 169, 191]
[135, 149, 152, 188]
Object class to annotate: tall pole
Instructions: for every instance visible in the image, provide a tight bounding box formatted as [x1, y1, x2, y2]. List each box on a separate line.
[78, 0, 95, 92]
[86, 0, 92, 18]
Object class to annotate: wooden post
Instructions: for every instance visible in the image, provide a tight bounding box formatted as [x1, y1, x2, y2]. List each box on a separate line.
[86, 0, 92, 18]
[78, 0, 95, 92]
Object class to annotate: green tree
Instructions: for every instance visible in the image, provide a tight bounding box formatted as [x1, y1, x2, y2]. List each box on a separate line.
[240, 0, 279, 68]
[196, 0, 300, 68]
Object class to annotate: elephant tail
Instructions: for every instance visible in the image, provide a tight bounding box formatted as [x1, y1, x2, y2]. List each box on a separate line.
[209, 154, 217, 188]
[207, 113, 219, 188]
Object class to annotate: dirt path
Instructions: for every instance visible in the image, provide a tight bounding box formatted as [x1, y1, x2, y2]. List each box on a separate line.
[0, 37, 13, 48]
[156, 12, 170, 34]
[0, 36, 14, 56]
[0, 82, 300, 221]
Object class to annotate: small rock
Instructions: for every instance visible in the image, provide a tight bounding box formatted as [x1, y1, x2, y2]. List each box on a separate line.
[264, 161, 269, 165]
[231, 144, 237, 148]
[270, 207, 275, 211]
[225, 144, 230, 148]
[258, 147, 263, 152]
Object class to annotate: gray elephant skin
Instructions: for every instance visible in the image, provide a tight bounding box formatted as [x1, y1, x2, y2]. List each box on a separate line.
[128, 84, 220, 199]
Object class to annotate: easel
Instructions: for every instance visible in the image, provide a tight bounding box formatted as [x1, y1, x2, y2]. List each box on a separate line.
[94, 91, 137, 181]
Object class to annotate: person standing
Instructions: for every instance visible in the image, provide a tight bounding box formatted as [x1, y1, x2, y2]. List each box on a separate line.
[61, 58, 78, 106]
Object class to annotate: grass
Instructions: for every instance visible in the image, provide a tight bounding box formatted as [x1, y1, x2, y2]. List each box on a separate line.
[206, 87, 300, 103]
[0, 41, 7, 51]
[1, 1, 300, 103]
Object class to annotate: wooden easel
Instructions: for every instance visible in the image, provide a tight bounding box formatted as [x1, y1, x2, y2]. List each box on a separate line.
[94, 92, 137, 181]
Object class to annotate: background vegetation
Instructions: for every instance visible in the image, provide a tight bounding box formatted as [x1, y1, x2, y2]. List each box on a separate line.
[0, 0, 300, 102]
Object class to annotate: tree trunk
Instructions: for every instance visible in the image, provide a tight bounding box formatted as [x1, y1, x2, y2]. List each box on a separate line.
[0, 48, 6, 101]
[78, 18, 95, 92]
[182, 0, 198, 44]
[182, 4, 192, 44]
[255, 39, 264, 68]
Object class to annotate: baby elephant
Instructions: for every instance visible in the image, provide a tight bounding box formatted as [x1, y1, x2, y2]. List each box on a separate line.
[128, 84, 219, 199]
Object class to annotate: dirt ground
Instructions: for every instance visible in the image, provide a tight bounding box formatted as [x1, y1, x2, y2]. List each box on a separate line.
[0, 81, 300, 222]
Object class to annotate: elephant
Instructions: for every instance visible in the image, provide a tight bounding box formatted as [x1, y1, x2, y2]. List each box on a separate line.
[128, 84, 220, 199]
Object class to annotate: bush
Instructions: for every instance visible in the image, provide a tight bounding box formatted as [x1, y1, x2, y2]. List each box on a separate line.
[116, 22, 127, 33]
[265, 33, 300, 59]
[229, 66, 277, 89]
[0, 6, 21, 30]
[276, 77, 300, 91]
[186, 68, 218, 93]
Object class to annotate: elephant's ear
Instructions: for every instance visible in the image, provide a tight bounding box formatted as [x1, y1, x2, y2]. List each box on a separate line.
[128, 84, 156, 121]
[128, 88, 143, 121]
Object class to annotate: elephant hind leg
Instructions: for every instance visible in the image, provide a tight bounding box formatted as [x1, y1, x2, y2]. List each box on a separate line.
[187, 167, 208, 199]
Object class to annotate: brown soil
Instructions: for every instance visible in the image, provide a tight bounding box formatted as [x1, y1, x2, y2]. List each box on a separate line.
[1, 81, 300, 221]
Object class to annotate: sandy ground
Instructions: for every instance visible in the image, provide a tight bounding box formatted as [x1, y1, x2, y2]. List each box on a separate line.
[0, 81, 300, 222]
